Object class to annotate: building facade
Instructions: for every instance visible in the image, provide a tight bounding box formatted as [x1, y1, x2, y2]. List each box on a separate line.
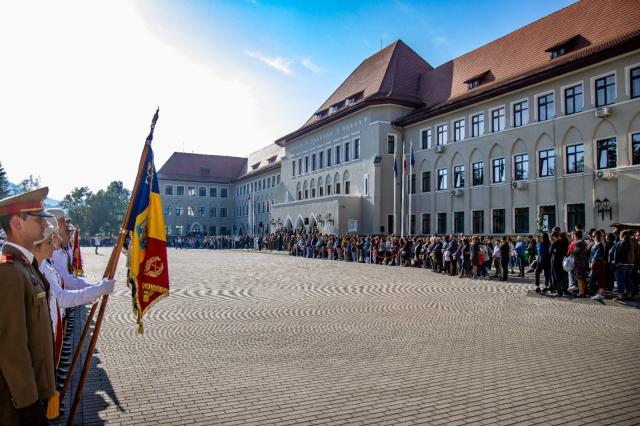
[159, 0, 640, 236]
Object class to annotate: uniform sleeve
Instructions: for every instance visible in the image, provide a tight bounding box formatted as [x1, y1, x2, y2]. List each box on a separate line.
[57, 282, 104, 309]
[0, 267, 39, 408]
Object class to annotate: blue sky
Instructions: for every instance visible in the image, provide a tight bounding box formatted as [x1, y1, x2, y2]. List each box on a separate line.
[1, 0, 575, 199]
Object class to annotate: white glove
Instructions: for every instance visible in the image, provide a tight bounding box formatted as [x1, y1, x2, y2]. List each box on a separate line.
[99, 278, 116, 295]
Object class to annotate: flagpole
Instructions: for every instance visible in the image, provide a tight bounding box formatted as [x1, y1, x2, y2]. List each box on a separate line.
[393, 141, 397, 235]
[67, 108, 160, 425]
[400, 140, 405, 238]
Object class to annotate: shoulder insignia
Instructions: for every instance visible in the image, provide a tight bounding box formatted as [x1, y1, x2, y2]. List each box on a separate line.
[0, 254, 15, 264]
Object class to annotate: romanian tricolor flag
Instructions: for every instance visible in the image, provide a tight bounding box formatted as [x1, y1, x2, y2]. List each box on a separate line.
[126, 134, 169, 333]
[72, 227, 83, 276]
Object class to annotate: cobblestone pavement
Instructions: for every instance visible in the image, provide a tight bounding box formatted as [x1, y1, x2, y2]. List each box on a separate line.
[58, 248, 640, 425]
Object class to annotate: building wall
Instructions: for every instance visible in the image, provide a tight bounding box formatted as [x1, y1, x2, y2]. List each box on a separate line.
[233, 168, 282, 235]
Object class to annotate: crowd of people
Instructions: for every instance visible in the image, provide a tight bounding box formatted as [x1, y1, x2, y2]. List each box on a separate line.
[177, 224, 639, 302]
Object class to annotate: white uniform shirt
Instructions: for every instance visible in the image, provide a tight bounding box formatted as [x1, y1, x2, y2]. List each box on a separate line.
[51, 248, 92, 290]
[40, 260, 104, 335]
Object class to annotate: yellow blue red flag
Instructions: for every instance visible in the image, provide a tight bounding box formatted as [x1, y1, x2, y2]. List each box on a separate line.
[126, 142, 169, 333]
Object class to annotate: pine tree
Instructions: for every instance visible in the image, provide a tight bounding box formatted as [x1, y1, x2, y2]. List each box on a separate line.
[0, 162, 9, 198]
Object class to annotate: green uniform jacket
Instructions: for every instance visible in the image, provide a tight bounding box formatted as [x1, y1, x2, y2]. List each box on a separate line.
[0, 244, 55, 425]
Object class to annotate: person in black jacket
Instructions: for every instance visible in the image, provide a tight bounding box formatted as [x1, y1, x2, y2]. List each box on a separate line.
[499, 237, 510, 281]
[550, 230, 569, 296]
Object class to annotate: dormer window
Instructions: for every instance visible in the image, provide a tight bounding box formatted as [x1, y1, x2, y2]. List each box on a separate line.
[251, 162, 261, 170]
[267, 155, 277, 164]
[545, 35, 582, 60]
[463, 70, 491, 91]
[315, 109, 328, 120]
[345, 91, 364, 107]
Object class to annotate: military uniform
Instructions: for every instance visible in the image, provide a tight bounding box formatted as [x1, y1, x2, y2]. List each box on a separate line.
[0, 188, 56, 425]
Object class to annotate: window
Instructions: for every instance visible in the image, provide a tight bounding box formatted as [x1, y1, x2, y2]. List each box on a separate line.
[175, 225, 183, 236]
[336, 146, 341, 164]
[197, 207, 206, 217]
[454, 212, 464, 234]
[493, 209, 505, 234]
[472, 210, 484, 234]
[597, 138, 617, 169]
[277, 175, 280, 184]
[564, 84, 583, 115]
[220, 208, 227, 217]
[345, 142, 350, 162]
[298, 158, 302, 175]
[305, 156, 309, 173]
[319, 151, 324, 169]
[633, 133, 640, 165]
[387, 135, 396, 154]
[513, 100, 528, 127]
[491, 107, 505, 132]
[422, 213, 431, 234]
[164, 185, 173, 196]
[311, 188, 316, 198]
[221, 188, 228, 198]
[539, 206, 556, 231]
[538, 149, 555, 177]
[297, 190, 302, 200]
[437, 168, 447, 191]
[566, 144, 584, 174]
[567, 203, 585, 231]
[175, 206, 183, 216]
[421, 171, 431, 192]
[344, 181, 350, 194]
[354, 138, 360, 160]
[467, 79, 481, 90]
[188, 186, 196, 196]
[421, 128, 432, 149]
[492, 158, 506, 183]
[176, 185, 184, 196]
[514, 154, 529, 181]
[471, 113, 484, 137]
[304, 189, 309, 199]
[187, 206, 195, 216]
[319, 186, 324, 196]
[209, 226, 216, 236]
[472, 162, 484, 186]
[550, 46, 566, 59]
[632, 67, 640, 99]
[388, 215, 394, 235]
[437, 213, 447, 235]
[514, 207, 529, 233]
[410, 173, 416, 194]
[210, 207, 216, 217]
[335, 182, 341, 194]
[363, 174, 369, 197]
[164, 205, 171, 216]
[327, 148, 332, 167]
[436, 124, 447, 146]
[537, 93, 554, 121]
[453, 119, 465, 142]
[453, 165, 464, 188]
[198, 187, 206, 197]
[326, 184, 332, 196]
[312, 154, 316, 171]
[595, 75, 615, 107]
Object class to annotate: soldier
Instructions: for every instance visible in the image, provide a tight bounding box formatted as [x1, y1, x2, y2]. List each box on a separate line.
[0, 187, 56, 425]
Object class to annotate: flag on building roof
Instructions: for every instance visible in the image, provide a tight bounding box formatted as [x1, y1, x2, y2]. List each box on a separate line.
[126, 131, 169, 334]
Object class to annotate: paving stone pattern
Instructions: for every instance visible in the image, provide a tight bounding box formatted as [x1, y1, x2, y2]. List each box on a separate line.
[58, 249, 640, 425]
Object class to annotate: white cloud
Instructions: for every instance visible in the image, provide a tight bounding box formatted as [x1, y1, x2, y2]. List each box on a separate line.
[244, 50, 293, 75]
[0, 1, 291, 200]
[301, 58, 325, 74]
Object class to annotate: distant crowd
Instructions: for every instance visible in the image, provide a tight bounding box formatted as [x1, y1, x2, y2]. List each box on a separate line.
[168, 224, 639, 302]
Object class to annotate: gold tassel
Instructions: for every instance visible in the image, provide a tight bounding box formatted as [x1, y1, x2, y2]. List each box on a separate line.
[46, 391, 60, 420]
[137, 321, 144, 334]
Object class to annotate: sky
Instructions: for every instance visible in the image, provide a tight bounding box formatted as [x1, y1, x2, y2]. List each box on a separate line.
[0, 0, 575, 200]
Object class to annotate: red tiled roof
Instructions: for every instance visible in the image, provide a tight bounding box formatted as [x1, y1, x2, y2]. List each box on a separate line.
[158, 152, 247, 183]
[399, 0, 640, 124]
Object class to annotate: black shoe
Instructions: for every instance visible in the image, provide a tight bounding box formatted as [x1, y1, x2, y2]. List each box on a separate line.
[535, 287, 541, 293]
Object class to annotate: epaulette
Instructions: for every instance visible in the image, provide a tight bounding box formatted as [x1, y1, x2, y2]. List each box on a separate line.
[0, 254, 15, 264]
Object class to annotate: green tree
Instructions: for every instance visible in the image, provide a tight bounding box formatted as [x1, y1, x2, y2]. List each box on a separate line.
[17, 175, 41, 193]
[60, 187, 94, 234]
[0, 162, 9, 198]
[88, 181, 130, 236]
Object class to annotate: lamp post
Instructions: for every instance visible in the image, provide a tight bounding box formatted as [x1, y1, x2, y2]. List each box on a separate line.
[595, 198, 613, 221]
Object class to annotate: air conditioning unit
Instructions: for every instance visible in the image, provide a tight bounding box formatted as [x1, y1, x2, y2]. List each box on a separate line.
[596, 170, 616, 180]
[451, 189, 463, 197]
[511, 180, 527, 190]
[595, 106, 612, 118]
[435, 145, 445, 154]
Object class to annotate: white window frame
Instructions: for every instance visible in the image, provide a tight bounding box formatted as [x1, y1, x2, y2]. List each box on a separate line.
[491, 156, 507, 185]
[510, 97, 529, 128]
[590, 70, 617, 107]
[565, 142, 585, 175]
[489, 105, 506, 133]
[594, 135, 618, 170]
[624, 62, 640, 97]
[536, 147, 556, 179]
[387, 133, 398, 155]
[436, 168, 448, 191]
[513, 152, 529, 181]
[469, 111, 484, 138]
[533, 90, 555, 122]
[353, 137, 360, 160]
[452, 117, 465, 142]
[419, 127, 432, 150]
[559, 80, 584, 115]
[435, 122, 448, 146]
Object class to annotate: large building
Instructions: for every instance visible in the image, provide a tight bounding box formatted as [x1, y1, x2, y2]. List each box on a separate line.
[159, 0, 640, 237]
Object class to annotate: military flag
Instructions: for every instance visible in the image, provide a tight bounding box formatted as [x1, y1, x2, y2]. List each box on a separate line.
[125, 117, 169, 333]
[72, 226, 83, 275]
